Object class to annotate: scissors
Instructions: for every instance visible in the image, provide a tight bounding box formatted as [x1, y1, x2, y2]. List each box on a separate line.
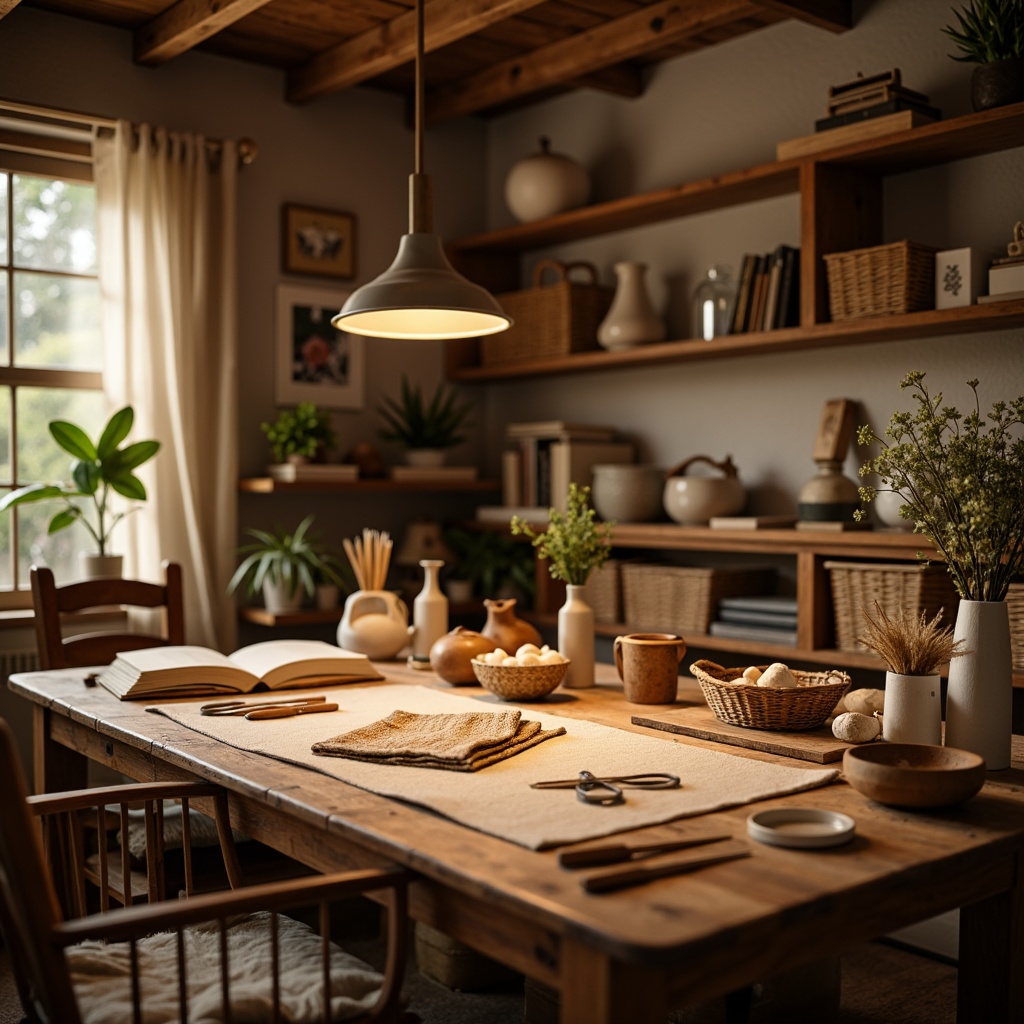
[530, 770, 680, 806]
[200, 696, 337, 720]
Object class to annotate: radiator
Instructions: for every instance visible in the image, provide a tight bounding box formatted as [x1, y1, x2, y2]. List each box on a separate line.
[0, 647, 40, 679]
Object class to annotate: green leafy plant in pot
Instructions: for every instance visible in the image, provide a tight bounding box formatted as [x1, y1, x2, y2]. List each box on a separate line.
[0, 406, 159, 577]
[443, 527, 536, 604]
[261, 402, 337, 464]
[227, 515, 346, 614]
[377, 375, 472, 466]
[943, 0, 1024, 110]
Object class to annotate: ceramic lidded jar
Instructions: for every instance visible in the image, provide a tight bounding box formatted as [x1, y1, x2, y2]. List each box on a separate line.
[504, 137, 590, 223]
[481, 598, 542, 653]
[597, 261, 666, 350]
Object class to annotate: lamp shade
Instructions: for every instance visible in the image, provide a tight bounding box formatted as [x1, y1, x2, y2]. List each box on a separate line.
[331, 233, 512, 340]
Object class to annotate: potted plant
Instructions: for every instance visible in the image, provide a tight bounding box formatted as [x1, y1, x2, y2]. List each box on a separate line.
[443, 527, 536, 604]
[377, 375, 472, 466]
[0, 406, 159, 579]
[511, 483, 614, 688]
[856, 371, 1024, 768]
[943, 0, 1024, 110]
[261, 402, 336, 465]
[227, 515, 345, 614]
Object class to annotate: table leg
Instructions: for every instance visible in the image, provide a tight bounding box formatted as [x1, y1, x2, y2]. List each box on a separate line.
[559, 939, 670, 1024]
[957, 848, 1024, 1024]
[32, 705, 87, 795]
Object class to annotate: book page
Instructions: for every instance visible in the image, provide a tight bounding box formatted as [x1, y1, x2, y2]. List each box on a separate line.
[227, 639, 381, 689]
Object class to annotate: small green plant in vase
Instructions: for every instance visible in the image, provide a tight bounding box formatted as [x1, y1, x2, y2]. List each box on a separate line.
[0, 406, 159, 577]
[377, 375, 472, 466]
[512, 483, 614, 688]
[227, 515, 345, 615]
[943, 0, 1024, 109]
[261, 402, 336, 464]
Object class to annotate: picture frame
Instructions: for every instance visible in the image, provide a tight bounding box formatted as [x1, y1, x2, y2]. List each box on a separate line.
[282, 203, 355, 279]
[275, 284, 364, 410]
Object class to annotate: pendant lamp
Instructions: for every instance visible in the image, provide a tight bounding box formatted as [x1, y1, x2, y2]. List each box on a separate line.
[332, 0, 511, 340]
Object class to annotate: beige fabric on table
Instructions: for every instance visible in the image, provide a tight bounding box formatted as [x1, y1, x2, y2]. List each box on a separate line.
[312, 709, 566, 770]
[150, 684, 840, 850]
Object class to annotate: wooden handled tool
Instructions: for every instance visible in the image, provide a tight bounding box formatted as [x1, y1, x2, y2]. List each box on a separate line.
[245, 702, 340, 720]
[558, 833, 732, 869]
[582, 842, 750, 893]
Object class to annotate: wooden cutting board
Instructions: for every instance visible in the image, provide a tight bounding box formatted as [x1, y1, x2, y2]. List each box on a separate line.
[631, 704, 851, 763]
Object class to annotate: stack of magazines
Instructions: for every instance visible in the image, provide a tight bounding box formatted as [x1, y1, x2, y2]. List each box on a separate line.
[708, 595, 798, 647]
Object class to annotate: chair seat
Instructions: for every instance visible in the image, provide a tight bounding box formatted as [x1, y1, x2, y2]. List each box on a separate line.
[68, 910, 386, 1023]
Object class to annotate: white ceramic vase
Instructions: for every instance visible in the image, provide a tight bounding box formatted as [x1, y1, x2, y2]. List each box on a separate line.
[597, 261, 665, 350]
[883, 672, 941, 745]
[412, 559, 448, 661]
[944, 599, 1012, 770]
[558, 584, 595, 688]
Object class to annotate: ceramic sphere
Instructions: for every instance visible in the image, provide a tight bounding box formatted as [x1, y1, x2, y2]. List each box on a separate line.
[504, 137, 589, 223]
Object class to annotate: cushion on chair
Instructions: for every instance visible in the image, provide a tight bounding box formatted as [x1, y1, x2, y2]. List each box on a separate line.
[66, 910, 385, 1023]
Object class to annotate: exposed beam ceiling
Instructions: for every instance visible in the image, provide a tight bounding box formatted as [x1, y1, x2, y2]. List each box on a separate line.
[135, 0, 276, 65]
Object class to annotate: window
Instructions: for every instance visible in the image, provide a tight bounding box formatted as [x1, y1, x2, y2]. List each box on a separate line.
[1, 168, 103, 607]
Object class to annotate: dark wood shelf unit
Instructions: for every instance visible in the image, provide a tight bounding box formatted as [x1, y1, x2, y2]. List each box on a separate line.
[239, 477, 500, 494]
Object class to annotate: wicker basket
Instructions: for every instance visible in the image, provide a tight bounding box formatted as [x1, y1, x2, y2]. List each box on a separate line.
[471, 658, 568, 701]
[482, 259, 613, 367]
[585, 559, 621, 625]
[823, 241, 936, 321]
[824, 560, 960, 653]
[690, 660, 851, 731]
[1008, 583, 1024, 672]
[621, 563, 774, 635]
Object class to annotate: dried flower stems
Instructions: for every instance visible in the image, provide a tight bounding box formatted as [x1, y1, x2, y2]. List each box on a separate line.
[343, 528, 392, 591]
[857, 601, 967, 676]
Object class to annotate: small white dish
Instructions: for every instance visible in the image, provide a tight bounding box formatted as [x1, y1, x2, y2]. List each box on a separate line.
[746, 808, 855, 849]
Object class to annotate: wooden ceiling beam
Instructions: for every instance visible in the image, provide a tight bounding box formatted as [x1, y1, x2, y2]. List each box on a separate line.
[0, 0, 23, 18]
[287, 0, 549, 105]
[750, 0, 851, 32]
[574, 62, 645, 99]
[426, 0, 761, 124]
[135, 0, 277, 66]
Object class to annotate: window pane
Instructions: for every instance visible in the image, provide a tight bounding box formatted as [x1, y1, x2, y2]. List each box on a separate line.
[17, 499, 81, 585]
[0, 386, 9, 482]
[12, 174, 96, 274]
[0, 174, 7, 265]
[17, 386, 104, 483]
[0, 274, 7, 365]
[0, 499, 9, 590]
[13, 271, 101, 371]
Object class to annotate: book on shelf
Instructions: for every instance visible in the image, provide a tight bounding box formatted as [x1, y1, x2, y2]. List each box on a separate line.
[776, 109, 939, 161]
[773, 245, 800, 329]
[707, 620, 797, 646]
[795, 519, 872, 532]
[505, 421, 617, 442]
[502, 449, 523, 505]
[549, 440, 634, 513]
[267, 463, 359, 483]
[718, 607, 798, 628]
[719, 594, 799, 616]
[388, 465, 479, 481]
[815, 96, 941, 131]
[978, 288, 1024, 304]
[709, 514, 798, 530]
[730, 253, 758, 334]
[748, 255, 770, 332]
[97, 640, 384, 701]
[761, 253, 784, 332]
[475, 505, 550, 526]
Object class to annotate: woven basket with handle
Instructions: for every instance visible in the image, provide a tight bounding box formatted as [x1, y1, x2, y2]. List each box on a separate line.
[690, 659, 851, 731]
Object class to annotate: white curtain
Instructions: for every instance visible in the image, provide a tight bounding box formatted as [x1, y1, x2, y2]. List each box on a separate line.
[94, 122, 238, 651]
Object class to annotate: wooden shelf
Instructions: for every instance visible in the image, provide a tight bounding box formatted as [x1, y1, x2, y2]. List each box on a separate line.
[239, 607, 342, 627]
[239, 477, 500, 494]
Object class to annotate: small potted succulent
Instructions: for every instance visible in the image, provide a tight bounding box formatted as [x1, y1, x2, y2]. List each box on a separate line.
[261, 402, 336, 465]
[377, 375, 472, 466]
[943, 0, 1024, 110]
[0, 406, 160, 579]
[227, 515, 345, 614]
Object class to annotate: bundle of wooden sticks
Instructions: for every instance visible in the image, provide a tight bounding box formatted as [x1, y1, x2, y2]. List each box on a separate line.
[343, 528, 392, 591]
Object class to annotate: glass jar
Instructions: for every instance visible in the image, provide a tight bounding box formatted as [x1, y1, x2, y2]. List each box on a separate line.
[691, 265, 735, 341]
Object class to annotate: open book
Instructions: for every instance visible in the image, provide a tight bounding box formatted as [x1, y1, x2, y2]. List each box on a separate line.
[97, 639, 384, 700]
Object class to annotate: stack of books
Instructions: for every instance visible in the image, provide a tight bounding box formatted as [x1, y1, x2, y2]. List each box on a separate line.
[730, 245, 800, 335]
[708, 595, 798, 647]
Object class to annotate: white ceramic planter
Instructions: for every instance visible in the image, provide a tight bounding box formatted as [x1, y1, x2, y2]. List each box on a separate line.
[262, 577, 304, 615]
[883, 672, 941, 745]
[79, 553, 123, 580]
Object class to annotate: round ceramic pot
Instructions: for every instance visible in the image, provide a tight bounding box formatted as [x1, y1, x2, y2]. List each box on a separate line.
[504, 137, 589, 222]
[662, 454, 744, 524]
[591, 464, 664, 522]
[971, 57, 1024, 111]
[873, 489, 914, 531]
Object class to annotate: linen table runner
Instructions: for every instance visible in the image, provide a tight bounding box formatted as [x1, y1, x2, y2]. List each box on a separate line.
[151, 684, 839, 850]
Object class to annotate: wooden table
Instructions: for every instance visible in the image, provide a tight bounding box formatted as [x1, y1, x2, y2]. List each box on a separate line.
[9, 663, 1024, 1024]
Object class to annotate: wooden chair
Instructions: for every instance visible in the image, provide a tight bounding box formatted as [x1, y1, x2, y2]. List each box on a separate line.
[30, 561, 185, 670]
[0, 718, 410, 1024]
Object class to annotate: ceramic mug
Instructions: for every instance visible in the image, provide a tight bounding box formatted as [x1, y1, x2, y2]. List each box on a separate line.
[613, 632, 687, 704]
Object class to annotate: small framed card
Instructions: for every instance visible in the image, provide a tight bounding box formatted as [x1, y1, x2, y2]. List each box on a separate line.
[935, 247, 985, 308]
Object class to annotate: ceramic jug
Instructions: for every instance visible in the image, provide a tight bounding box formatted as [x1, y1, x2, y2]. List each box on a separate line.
[481, 598, 542, 653]
[338, 590, 413, 660]
[597, 261, 666, 350]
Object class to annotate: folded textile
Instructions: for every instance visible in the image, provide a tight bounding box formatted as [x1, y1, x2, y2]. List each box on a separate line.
[312, 709, 566, 772]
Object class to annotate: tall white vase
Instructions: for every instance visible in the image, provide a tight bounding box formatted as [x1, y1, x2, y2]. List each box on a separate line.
[883, 672, 941, 745]
[945, 599, 1012, 770]
[597, 261, 665, 351]
[558, 584, 595, 689]
[412, 559, 448, 661]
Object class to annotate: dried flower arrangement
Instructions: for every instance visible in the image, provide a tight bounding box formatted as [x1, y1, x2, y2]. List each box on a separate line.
[857, 601, 967, 676]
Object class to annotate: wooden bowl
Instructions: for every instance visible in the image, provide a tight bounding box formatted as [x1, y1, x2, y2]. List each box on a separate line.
[843, 743, 986, 809]
[471, 658, 569, 701]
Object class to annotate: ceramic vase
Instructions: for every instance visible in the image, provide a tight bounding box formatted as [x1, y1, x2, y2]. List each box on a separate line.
[558, 584, 595, 688]
[883, 672, 941, 746]
[481, 598, 542, 653]
[412, 559, 448, 661]
[504, 137, 590, 223]
[945, 600, 1012, 770]
[597, 261, 665, 351]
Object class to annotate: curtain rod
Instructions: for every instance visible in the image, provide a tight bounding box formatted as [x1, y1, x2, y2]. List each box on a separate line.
[0, 97, 257, 167]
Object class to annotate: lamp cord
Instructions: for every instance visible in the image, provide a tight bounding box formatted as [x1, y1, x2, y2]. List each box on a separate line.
[415, 0, 424, 177]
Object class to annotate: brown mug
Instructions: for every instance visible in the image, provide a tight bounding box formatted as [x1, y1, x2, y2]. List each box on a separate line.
[613, 633, 687, 704]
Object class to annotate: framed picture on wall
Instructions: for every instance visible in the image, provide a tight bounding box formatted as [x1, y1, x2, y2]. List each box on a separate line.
[282, 203, 356, 279]
[275, 284, 364, 410]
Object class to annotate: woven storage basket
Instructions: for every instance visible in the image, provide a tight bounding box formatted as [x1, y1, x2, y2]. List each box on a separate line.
[585, 559, 621, 625]
[825, 560, 960, 653]
[1008, 583, 1024, 672]
[690, 660, 851, 731]
[824, 241, 936, 320]
[482, 259, 612, 367]
[621, 564, 774, 635]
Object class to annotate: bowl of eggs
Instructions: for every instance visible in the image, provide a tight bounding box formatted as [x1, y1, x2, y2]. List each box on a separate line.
[471, 644, 569, 701]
